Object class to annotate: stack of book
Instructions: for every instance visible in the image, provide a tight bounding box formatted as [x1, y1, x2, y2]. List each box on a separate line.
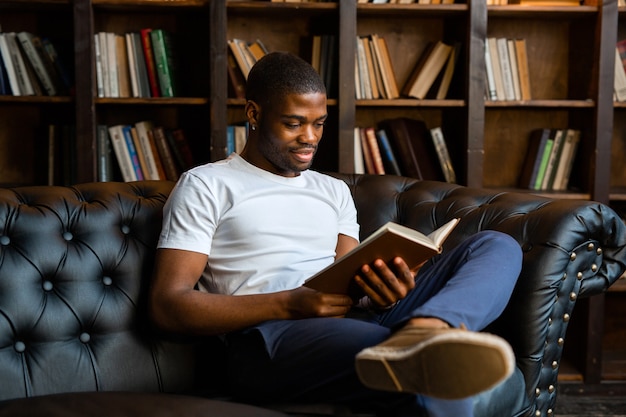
[354, 117, 456, 184]
[97, 121, 195, 182]
[518, 128, 581, 191]
[0, 32, 72, 96]
[354, 34, 400, 100]
[401, 40, 460, 100]
[484, 37, 531, 101]
[227, 38, 268, 98]
[94, 28, 178, 98]
[614, 39, 626, 102]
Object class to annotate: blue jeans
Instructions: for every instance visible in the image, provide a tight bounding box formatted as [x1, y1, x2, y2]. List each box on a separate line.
[226, 230, 522, 417]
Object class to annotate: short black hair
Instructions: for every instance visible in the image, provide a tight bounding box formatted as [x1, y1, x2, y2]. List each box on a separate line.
[246, 51, 326, 105]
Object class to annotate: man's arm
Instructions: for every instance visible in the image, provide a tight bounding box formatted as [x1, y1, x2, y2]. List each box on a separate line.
[149, 247, 354, 336]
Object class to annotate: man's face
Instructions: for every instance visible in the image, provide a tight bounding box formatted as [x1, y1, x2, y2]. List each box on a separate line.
[254, 92, 327, 177]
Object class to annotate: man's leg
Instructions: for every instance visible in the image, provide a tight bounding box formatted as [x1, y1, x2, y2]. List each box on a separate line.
[356, 230, 522, 403]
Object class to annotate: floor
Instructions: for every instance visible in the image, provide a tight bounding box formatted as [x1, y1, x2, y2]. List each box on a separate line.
[555, 385, 626, 417]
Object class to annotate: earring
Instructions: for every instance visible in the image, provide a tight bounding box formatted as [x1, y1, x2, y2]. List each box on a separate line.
[251, 125, 256, 131]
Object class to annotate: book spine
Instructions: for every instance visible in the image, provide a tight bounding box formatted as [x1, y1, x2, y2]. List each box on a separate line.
[108, 125, 136, 182]
[135, 121, 161, 180]
[5, 33, 35, 95]
[496, 37, 515, 101]
[430, 127, 456, 183]
[0, 33, 21, 95]
[106, 32, 119, 98]
[150, 29, 177, 97]
[152, 126, 180, 181]
[96, 124, 113, 182]
[17, 32, 57, 96]
[122, 125, 144, 180]
[140, 28, 160, 97]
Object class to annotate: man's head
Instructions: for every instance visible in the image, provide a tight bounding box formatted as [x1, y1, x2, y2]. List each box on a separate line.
[242, 52, 328, 178]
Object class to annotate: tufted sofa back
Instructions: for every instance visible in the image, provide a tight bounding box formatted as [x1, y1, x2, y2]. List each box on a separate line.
[0, 181, 190, 399]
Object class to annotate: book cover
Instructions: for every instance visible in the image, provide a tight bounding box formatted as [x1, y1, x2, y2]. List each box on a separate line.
[140, 28, 160, 97]
[0, 48, 11, 94]
[16, 32, 58, 96]
[122, 125, 145, 180]
[514, 39, 532, 100]
[435, 42, 460, 100]
[370, 34, 400, 99]
[125, 33, 139, 97]
[150, 29, 178, 97]
[402, 41, 452, 100]
[484, 39, 497, 101]
[375, 128, 402, 176]
[94, 34, 104, 97]
[378, 117, 445, 181]
[354, 127, 366, 175]
[303, 218, 460, 299]
[152, 126, 180, 181]
[106, 32, 119, 98]
[115, 34, 132, 98]
[507, 39, 521, 100]
[226, 47, 246, 99]
[135, 120, 165, 180]
[40, 37, 73, 94]
[496, 37, 515, 101]
[533, 136, 555, 190]
[0, 33, 20, 95]
[487, 37, 505, 101]
[359, 127, 376, 175]
[364, 127, 385, 174]
[430, 127, 456, 183]
[129, 32, 151, 97]
[108, 124, 137, 182]
[541, 129, 565, 191]
[553, 129, 581, 191]
[518, 128, 551, 189]
[5, 32, 35, 96]
[96, 124, 114, 182]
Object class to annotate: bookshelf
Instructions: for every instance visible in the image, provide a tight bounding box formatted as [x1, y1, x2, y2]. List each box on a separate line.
[0, 0, 624, 386]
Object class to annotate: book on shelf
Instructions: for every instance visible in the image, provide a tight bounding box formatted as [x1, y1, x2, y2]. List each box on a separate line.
[371, 34, 400, 99]
[355, 37, 373, 100]
[152, 126, 180, 181]
[484, 38, 498, 101]
[496, 37, 515, 101]
[363, 127, 385, 174]
[166, 128, 195, 172]
[514, 39, 531, 100]
[94, 34, 104, 98]
[122, 125, 145, 180]
[0, 49, 11, 95]
[3, 32, 36, 96]
[507, 39, 521, 100]
[540, 129, 565, 191]
[228, 39, 253, 79]
[106, 32, 119, 98]
[376, 128, 402, 176]
[359, 127, 376, 175]
[0, 33, 21, 95]
[129, 32, 151, 98]
[150, 29, 178, 97]
[115, 34, 132, 98]
[140, 28, 161, 97]
[377, 117, 445, 181]
[16, 32, 61, 96]
[108, 124, 138, 182]
[506, 0, 582, 5]
[353, 127, 366, 175]
[615, 46, 626, 102]
[486, 37, 505, 101]
[402, 40, 452, 100]
[435, 42, 460, 99]
[227, 46, 246, 99]
[41, 38, 73, 94]
[135, 120, 166, 180]
[552, 129, 581, 191]
[429, 127, 456, 183]
[96, 124, 114, 182]
[303, 218, 460, 299]
[518, 128, 551, 189]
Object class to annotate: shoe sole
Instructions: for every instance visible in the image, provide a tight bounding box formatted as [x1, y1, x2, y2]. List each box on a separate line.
[355, 331, 515, 399]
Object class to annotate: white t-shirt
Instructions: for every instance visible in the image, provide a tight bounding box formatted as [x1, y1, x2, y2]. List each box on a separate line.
[158, 154, 360, 296]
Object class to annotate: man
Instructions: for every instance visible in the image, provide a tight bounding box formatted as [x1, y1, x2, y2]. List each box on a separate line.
[150, 51, 522, 417]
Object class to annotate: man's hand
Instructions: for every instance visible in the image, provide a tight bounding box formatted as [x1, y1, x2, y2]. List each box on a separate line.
[287, 286, 354, 318]
[353, 257, 424, 309]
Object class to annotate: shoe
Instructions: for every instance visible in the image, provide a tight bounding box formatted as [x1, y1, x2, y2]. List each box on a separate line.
[354, 324, 515, 399]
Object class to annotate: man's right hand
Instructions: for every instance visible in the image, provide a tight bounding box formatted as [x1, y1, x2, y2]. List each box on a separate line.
[286, 286, 354, 319]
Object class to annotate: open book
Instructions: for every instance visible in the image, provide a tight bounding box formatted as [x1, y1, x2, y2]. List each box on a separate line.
[303, 218, 460, 298]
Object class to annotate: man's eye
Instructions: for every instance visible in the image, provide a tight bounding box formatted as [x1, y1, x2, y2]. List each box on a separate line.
[287, 123, 300, 129]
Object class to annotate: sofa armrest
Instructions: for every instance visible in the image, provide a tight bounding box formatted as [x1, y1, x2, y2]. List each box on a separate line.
[331, 173, 626, 416]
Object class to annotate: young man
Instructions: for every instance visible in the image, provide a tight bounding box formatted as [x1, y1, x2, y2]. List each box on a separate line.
[149, 51, 523, 417]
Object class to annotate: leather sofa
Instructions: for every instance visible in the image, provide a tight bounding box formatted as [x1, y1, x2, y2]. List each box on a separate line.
[0, 174, 624, 417]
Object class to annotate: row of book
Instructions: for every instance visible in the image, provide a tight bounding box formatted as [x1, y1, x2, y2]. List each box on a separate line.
[355, 34, 400, 99]
[97, 121, 195, 183]
[487, 0, 596, 5]
[614, 39, 626, 102]
[0, 32, 72, 96]
[94, 29, 178, 99]
[485, 37, 531, 101]
[354, 117, 456, 183]
[518, 128, 581, 191]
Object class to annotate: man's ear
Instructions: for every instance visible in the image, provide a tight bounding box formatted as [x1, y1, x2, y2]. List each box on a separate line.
[245, 100, 260, 127]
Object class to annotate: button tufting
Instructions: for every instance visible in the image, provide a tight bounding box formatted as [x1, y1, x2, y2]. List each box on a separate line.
[103, 276, 113, 286]
[570, 252, 576, 261]
[121, 225, 130, 234]
[80, 333, 91, 343]
[0, 235, 9, 245]
[14, 341, 26, 353]
[63, 231, 73, 241]
[587, 243, 595, 251]
[42, 280, 53, 291]
[591, 263, 598, 272]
